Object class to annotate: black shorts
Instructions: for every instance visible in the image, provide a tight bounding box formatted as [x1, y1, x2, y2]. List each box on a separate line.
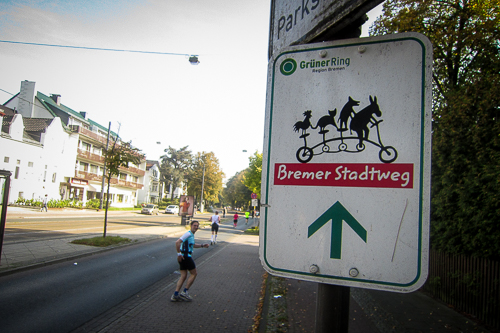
[179, 256, 196, 271]
[211, 223, 219, 233]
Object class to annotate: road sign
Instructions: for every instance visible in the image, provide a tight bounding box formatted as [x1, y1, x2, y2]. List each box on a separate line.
[268, 0, 384, 58]
[252, 199, 259, 207]
[260, 33, 432, 292]
[251, 193, 257, 199]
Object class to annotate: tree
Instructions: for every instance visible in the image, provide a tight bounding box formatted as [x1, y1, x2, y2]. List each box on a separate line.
[102, 138, 143, 237]
[224, 171, 252, 209]
[186, 152, 224, 209]
[371, 0, 500, 259]
[243, 151, 262, 198]
[159, 146, 192, 200]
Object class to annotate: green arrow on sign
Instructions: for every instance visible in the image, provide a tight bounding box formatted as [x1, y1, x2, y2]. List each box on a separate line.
[308, 201, 367, 259]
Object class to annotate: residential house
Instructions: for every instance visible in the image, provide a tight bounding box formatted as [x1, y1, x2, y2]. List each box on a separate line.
[137, 160, 161, 204]
[1, 80, 146, 207]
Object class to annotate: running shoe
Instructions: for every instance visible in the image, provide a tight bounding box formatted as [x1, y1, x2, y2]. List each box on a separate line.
[180, 291, 193, 301]
[170, 294, 181, 302]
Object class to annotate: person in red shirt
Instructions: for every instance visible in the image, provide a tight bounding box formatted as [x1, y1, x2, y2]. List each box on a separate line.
[233, 213, 239, 228]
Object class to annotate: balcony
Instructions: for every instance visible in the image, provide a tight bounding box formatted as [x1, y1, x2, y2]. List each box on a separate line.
[77, 149, 105, 164]
[74, 171, 144, 190]
[71, 125, 109, 146]
[123, 166, 145, 176]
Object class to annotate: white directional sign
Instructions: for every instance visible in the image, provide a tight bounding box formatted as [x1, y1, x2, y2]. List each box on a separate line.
[260, 33, 432, 292]
[268, 0, 384, 58]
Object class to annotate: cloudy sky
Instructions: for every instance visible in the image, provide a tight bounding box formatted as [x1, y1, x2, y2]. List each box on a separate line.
[1, 0, 382, 180]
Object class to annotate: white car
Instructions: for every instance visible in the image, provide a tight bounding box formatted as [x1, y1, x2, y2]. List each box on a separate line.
[165, 205, 179, 214]
[141, 204, 159, 215]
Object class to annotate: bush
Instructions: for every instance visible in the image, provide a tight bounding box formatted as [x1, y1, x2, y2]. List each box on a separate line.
[85, 199, 100, 209]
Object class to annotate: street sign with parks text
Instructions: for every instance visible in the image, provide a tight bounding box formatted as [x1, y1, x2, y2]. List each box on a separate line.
[259, 33, 433, 293]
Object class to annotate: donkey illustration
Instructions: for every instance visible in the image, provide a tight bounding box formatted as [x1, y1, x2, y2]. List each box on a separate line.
[338, 96, 360, 131]
[315, 109, 338, 133]
[293, 110, 315, 136]
[349, 96, 382, 146]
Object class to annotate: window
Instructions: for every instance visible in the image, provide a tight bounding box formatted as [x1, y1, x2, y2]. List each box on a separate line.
[117, 194, 123, 203]
[119, 173, 127, 181]
[19, 192, 24, 199]
[17, 159, 20, 165]
[43, 171, 47, 182]
[92, 146, 101, 155]
[133, 176, 138, 183]
[90, 165, 98, 174]
[81, 141, 91, 151]
[15, 166, 19, 179]
[28, 162, 34, 167]
[80, 162, 89, 172]
[52, 173, 57, 182]
[4, 157, 9, 163]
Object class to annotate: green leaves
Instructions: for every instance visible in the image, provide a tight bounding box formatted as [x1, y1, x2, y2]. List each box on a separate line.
[243, 151, 262, 199]
[372, 0, 500, 260]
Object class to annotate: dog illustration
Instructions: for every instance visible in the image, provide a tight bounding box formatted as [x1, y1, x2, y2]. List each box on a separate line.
[338, 97, 360, 131]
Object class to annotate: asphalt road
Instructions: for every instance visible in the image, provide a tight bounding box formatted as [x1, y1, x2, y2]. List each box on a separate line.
[4, 213, 188, 243]
[0, 227, 218, 333]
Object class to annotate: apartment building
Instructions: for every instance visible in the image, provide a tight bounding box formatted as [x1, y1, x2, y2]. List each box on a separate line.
[1, 80, 146, 207]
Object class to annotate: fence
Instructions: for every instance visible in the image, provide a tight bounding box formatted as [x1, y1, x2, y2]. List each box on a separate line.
[424, 249, 500, 330]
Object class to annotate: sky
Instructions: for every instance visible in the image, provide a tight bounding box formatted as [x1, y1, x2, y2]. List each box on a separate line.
[0, 0, 383, 181]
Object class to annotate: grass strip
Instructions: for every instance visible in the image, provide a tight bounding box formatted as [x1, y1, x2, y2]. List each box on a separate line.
[245, 226, 260, 235]
[71, 236, 132, 247]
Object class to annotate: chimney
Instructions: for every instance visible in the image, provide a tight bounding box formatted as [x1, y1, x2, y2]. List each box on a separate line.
[18, 80, 36, 118]
[50, 94, 61, 105]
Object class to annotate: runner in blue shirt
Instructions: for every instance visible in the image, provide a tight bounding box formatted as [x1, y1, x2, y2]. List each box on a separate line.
[171, 220, 209, 302]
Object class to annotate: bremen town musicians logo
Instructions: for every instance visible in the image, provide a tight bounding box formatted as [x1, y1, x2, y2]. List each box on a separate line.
[293, 96, 398, 163]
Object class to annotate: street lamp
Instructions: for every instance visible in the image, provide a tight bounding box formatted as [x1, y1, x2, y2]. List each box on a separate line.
[189, 55, 200, 65]
[200, 161, 205, 213]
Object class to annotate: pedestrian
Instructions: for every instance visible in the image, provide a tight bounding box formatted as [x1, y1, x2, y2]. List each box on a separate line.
[171, 220, 209, 302]
[223, 207, 227, 218]
[233, 212, 239, 228]
[252, 210, 255, 219]
[41, 194, 48, 212]
[210, 211, 221, 244]
[245, 211, 250, 224]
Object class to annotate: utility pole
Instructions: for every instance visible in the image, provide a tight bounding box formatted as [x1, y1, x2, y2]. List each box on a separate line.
[99, 122, 111, 210]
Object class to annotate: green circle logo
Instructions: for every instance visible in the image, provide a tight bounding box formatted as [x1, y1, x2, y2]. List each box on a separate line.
[280, 58, 297, 76]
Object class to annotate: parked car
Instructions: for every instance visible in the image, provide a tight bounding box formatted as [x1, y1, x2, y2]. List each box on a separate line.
[141, 204, 159, 215]
[165, 205, 179, 214]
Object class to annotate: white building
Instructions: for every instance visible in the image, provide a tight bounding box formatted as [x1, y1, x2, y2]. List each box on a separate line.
[1, 80, 147, 207]
[137, 160, 161, 204]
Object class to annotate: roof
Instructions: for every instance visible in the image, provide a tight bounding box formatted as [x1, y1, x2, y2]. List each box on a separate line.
[0, 104, 16, 116]
[23, 118, 53, 132]
[87, 118, 118, 138]
[36, 92, 88, 123]
[2, 115, 14, 128]
[146, 160, 160, 170]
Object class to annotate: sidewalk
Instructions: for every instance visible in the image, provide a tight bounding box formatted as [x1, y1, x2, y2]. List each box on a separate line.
[0, 208, 493, 332]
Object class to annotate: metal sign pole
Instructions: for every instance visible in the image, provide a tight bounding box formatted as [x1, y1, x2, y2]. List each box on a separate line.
[0, 170, 12, 265]
[311, 20, 364, 333]
[316, 284, 350, 332]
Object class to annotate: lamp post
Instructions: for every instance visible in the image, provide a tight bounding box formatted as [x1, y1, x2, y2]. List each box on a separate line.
[200, 161, 205, 213]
